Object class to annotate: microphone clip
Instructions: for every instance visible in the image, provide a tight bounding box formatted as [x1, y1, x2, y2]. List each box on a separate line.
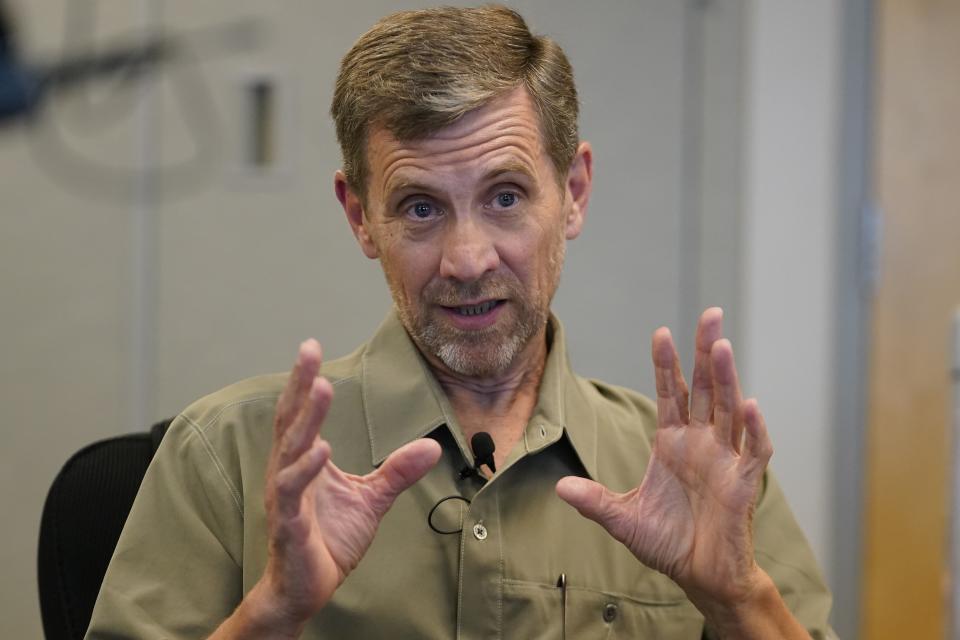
[468, 431, 496, 475]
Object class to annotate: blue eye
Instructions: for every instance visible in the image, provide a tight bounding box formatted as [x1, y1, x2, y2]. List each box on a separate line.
[492, 191, 519, 210]
[407, 201, 436, 219]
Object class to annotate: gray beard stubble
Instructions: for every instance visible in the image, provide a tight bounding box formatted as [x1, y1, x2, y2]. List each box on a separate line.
[402, 277, 547, 378]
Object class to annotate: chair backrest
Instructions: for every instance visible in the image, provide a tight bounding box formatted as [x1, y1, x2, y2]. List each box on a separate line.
[37, 418, 172, 640]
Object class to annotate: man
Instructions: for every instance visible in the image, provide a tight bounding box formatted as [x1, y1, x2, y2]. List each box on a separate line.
[86, 6, 834, 639]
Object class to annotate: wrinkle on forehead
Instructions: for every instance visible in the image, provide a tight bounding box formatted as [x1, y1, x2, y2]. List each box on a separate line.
[380, 138, 542, 197]
[382, 123, 539, 165]
[366, 88, 552, 202]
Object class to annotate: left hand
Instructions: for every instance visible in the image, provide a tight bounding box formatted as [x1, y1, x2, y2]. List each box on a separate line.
[556, 308, 774, 610]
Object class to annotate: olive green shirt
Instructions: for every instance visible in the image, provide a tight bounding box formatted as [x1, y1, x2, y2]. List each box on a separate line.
[86, 311, 835, 639]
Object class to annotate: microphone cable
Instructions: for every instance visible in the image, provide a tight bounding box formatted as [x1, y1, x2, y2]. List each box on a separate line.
[427, 432, 496, 535]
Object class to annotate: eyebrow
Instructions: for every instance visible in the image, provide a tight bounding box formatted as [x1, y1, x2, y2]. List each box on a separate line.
[484, 160, 538, 184]
[383, 160, 538, 200]
[383, 177, 434, 200]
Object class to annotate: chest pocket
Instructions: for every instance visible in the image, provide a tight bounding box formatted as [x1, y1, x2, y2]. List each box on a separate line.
[501, 580, 704, 639]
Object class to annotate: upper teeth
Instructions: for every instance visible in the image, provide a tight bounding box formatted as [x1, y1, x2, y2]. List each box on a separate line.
[458, 301, 496, 316]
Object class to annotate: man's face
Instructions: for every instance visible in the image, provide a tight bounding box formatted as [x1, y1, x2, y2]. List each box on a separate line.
[338, 87, 591, 378]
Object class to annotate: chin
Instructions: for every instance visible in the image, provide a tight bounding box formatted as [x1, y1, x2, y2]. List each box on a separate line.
[435, 335, 524, 378]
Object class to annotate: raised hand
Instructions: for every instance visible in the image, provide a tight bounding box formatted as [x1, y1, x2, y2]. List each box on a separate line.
[556, 308, 776, 615]
[238, 340, 441, 637]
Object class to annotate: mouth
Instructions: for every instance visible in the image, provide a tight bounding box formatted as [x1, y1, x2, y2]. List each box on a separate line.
[446, 299, 504, 316]
[438, 299, 506, 327]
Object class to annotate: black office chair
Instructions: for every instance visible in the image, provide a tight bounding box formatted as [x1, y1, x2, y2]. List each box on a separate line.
[37, 418, 173, 640]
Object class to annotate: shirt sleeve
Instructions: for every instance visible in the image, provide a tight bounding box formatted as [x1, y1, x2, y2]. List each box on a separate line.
[84, 414, 246, 640]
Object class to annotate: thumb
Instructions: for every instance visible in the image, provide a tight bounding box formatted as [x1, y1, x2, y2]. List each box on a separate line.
[370, 438, 442, 509]
[556, 476, 622, 530]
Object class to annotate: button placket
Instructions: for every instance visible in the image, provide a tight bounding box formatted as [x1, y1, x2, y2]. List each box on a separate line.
[455, 490, 502, 639]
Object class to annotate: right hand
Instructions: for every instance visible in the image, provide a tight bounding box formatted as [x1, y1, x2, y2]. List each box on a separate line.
[255, 339, 441, 632]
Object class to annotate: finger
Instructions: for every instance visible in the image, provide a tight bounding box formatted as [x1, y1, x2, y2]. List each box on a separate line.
[555, 476, 631, 544]
[368, 439, 442, 516]
[671, 338, 690, 424]
[652, 327, 683, 427]
[278, 376, 334, 469]
[690, 307, 723, 424]
[274, 339, 323, 436]
[740, 398, 773, 478]
[710, 339, 744, 451]
[274, 438, 332, 520]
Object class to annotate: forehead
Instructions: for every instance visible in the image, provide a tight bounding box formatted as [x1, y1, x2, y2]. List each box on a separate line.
[365, 87, 554, 195]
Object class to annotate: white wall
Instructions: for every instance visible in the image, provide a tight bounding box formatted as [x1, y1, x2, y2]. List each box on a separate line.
[0, 4, 144, 639]
[742, 0, 842, 588]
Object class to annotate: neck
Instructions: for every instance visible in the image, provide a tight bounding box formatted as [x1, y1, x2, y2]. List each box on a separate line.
[431, 330, 547, 409]
[424, 326, 549, 465]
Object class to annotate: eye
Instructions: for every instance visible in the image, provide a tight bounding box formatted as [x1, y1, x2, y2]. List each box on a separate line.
[489, 190, 520, 210]
[497, 192, 517, 207]
[404, 200, 440, 220]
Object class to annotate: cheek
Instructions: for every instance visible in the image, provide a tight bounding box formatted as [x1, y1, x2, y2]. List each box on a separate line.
[533, 224, 567, 290]
[380, 240, 440, 298]
[498, 231, 556, 286]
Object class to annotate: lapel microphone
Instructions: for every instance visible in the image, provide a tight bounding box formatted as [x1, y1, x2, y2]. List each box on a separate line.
[431, 432, 498, 534]
[459, 431, 496, 478]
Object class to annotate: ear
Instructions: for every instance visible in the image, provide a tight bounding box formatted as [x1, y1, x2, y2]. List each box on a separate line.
[563, 142, 592, 240]
[335, 170, 379, 259]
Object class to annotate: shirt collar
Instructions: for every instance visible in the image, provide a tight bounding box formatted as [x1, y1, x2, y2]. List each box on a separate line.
[361, 308, 599, 480]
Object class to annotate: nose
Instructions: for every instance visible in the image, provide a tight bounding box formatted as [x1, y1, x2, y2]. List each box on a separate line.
[438, 215, 500, 282]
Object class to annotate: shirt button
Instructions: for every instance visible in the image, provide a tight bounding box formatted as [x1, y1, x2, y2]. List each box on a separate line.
[602, 603, 618, 623]
[472, 522, 488, 540]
